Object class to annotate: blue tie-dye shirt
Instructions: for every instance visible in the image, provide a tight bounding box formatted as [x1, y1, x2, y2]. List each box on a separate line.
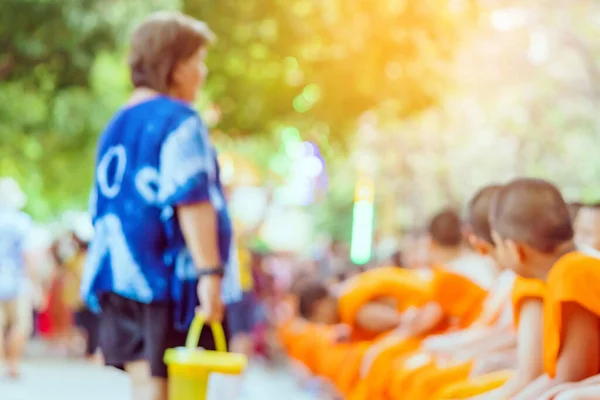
[81, 96, 242, 330]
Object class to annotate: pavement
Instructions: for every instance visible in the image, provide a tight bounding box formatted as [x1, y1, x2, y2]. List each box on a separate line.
[0, 342, 318, 400]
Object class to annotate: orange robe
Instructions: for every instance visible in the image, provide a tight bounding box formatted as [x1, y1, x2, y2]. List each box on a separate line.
[435, 276, 546, 399]
[281, 267, 431, 393]
[393, 271, 516, 400]
[351, 268, 488, 400]
[337, 267, 433, 341]
[543, 251, 600, 378]
[329, 267, 434, 394]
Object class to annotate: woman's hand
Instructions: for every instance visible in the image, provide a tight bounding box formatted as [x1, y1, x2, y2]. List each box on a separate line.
[197, 275, 224, 322]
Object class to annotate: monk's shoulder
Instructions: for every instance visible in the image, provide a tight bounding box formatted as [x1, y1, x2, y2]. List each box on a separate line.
[547, 251, 600, 299]
[512, 276, 545, 302]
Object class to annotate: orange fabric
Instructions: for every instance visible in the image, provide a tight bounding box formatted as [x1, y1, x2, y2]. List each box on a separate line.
[305, 326, 337, 374]
[430, 267, 488, 328]
[338, 267, 433, 340]
[281, 319, 307, 358]
[364, 338, 425, 398]
[336, 342, 371, 395]
[347, 269, 487, 400]
[420, 276, 545, 399]
[387, 356, 436, 399]
[543, 251, 600, 378]
[388, 274, 515, 399]
[512, 276, 546, 327]
[402, 360, 474, 400]
[320, 342, 352, 381]
[435, 369, 512, 399]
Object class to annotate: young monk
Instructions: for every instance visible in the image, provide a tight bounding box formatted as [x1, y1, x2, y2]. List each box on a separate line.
[434, 268, 550, 399]
[514, 202, 600, 400]
[293, 266, 435, 396]
[487, 178, 600, 399]
[386, 184, 521, 400]
[297, 266, 434, 341]
[573, 203, 600, 257]
[348, 209, 492, 400]
[436, 179, 569, 399]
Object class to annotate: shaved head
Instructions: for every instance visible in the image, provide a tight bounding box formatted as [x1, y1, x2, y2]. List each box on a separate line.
[467, 184, 503, 244]
[428, 208, 462, 247]
[490, 178, 573, 253]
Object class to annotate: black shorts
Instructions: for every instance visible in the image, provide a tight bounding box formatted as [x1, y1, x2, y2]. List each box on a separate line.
[75, 307, 100, 356]
[98, 293, 229, 378]
[227, 292, 256, 336]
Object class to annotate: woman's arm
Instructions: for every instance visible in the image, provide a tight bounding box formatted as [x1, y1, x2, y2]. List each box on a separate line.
[178, 202, 223, 322]
[178, 202, 221, 268]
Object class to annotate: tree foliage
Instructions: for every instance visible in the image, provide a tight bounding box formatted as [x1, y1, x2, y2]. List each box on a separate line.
[185, 0, 474, 145]
[1, 0, 468, 221]
[0, 0, 178, 218]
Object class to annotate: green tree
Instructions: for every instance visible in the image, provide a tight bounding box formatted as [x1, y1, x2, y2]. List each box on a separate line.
[185, 0, 475, 145]
[0, 0, 178, 218]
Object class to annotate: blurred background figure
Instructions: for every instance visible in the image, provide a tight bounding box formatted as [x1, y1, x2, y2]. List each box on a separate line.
[0, 177, 38, 378]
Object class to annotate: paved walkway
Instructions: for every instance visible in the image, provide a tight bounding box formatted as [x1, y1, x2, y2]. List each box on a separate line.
[0, 357, 317, 400]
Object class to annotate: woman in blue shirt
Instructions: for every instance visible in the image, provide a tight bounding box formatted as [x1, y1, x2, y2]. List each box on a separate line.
[81, 12, 241, 400]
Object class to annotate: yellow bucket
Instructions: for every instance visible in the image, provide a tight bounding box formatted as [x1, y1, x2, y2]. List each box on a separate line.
[164, 315, 248, 400]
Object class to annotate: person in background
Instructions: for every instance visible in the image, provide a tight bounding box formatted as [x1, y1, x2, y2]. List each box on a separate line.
[61, 231, 100, 362]
[0, 177, 38, 378]
[227, 238, 257, 356]
[44, 236, 75, 356]
[573, 203, 600, 257]
[80, 12, 241, 400]
[390, 250, 404, 268]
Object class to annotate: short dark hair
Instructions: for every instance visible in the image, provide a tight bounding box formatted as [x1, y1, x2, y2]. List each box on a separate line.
[467, 185, 503, 244]
[391, 250, 404, 267]
[490, 178, 573, 253]
[128, 11, 215, 93]
[297, 281, 330, 319]
[428, 209, 462, 247]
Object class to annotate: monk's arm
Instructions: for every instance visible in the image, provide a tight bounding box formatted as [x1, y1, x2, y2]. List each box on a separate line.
[401, 301, 445, 337]
[486, 299, 544, 400]
[454, 328, 516, 360]
[355, 301, 404, 334]
[422, 327, 490, 353]
[514, 302, 600, 399]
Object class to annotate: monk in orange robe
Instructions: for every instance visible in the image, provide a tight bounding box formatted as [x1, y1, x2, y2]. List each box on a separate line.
[436, 275, 545, 399]
[501, 201, 600, 400]
[350, 209, 491, 400]
[294, 266, 434, 394]
[480, 178, 600, 400]
[389, 184, 523, 400]
[438, 179, 576, 399]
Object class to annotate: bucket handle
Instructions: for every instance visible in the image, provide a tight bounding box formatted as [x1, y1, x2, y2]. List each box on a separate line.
[186, 314, 227, 353]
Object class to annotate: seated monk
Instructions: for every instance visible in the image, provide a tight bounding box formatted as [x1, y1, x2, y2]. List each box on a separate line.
[485, 178, 600, 399]
[514, 201, 600, 400]
[573, 202, 600, 258]
[387, 184, 523, 400]
[436, 274, 546, 399]
[348, 209, 492, 400]
[294, 266, 434, 395]
[440, 179, 580, 399]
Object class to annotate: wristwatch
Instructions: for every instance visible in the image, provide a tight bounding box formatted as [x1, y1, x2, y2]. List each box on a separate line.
[198, 266, 225, 278]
